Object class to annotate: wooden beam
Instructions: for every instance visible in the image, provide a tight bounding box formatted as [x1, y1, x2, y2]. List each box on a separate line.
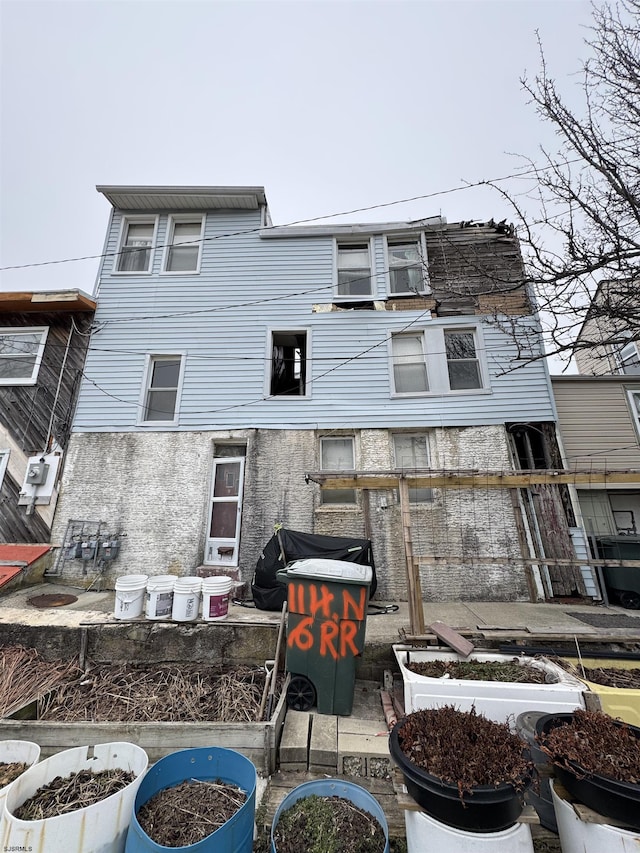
[399, 479, 424, 636]
[413, 555, 640, 568]
[306, 469, 640, 489]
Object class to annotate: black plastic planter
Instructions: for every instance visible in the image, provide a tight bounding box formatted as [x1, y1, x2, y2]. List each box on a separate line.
[536, 712, 640, 830]
[389, 719, 531, 833]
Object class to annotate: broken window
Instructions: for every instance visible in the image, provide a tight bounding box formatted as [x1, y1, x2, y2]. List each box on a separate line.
[270, 331, 307, 396]
[320, 436, 356, 504]
[393, 433, 433, 502]
[387, 237, 425, 295]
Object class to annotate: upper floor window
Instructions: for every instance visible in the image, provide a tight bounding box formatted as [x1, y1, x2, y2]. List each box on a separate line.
[393, 433, 433, 502]
[444, 329, 482, 390]
[116, 217, 157, 273]
[391, 333, 429, 394]
[627, 390, 640, 438]
[140, 355, 184, 424]
[336, 242, 373, 298]
[270, 331, 308, 396]
[0, 450, 8, 486]
[163, 216, 205, 273]
[387, 237, 426, 295]
[617, 340, 640, 375]
[320, 436, 356, 504]
[0, 327, 48, 385]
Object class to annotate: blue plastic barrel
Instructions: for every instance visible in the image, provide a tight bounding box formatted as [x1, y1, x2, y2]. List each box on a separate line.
[270, 777, 390, 853]
[125, 746, 256, 852]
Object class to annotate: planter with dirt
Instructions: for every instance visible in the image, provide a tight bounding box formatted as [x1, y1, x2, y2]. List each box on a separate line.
[536, 708, 640, 829]
[389, 705, 534, 833]
[271, 778, 389, 853]
[557, 656, 640, 727]
[393, 647, 587, 722]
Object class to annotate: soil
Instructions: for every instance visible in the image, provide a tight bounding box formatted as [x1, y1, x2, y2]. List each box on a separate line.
[272, 794, 386, 853]
[404, 659, 548, 683]
[396, 705, 533, 794]
[0, 761, 28, 788]
[136, 778, 246, 847]
[14, 769, 135, 820]
[578, 664, 640, 689]
[537, 708, 640, 783]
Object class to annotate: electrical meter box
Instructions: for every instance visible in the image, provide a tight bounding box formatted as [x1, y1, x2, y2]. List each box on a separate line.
[26, 461, 49, 485]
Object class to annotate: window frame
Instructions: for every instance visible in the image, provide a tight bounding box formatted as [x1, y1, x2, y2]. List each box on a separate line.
[161, 214, 205, 275]
[390, 332, 429, 396]
[137, 353, 186, 426]
[392, 432, 433, 503]
[266, 328, 311, 398]
[385, 233, 429, 296]
[617, 340, 640, 375]
[0, 326, 48, 386]
[627, 389, 640, 440]
[319, 435, 357, 506]
[444, 327, 484, 391]
[113, 215, 159, 275]
[334, 238, 375, 300]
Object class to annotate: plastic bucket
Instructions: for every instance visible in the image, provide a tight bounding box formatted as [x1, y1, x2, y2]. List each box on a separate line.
[125, 746, 257, 852]
[551, 779, 640, 852]
[2, 741, 148, 853]
[0, 741, 41, 832]
[171, 577, 202, 622]
[271, 778, 390, 853]
[201, 576, 233, 621]
[404, 808, 534, 852]
[114, 574, 149, 620]
[145, 575, 176, 620]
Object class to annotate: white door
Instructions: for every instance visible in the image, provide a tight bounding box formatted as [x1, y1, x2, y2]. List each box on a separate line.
[204, 457, 245, 566]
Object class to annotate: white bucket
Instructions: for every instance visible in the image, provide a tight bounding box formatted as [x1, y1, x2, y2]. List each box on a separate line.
[171, 576, 202, 622]
[202, 575, 233, 621]
[145, 575, 175, 620]
[2, 741, 148, 853]
[114, 574, 148, 620]
[404, 809, 534, 853]
[0, 741, 40, 833]
[550, 779, 640, 852]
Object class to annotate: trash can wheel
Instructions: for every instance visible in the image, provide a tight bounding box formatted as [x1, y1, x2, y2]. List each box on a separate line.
[286, 675, 316, 711]
[620, 590, 640, 610]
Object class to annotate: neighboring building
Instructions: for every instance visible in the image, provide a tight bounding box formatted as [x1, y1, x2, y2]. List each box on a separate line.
[574, 280, 640, 376]
[51, 186, 586, 602]
[552, 374, 640, 606]
[0, 290, 96, 544]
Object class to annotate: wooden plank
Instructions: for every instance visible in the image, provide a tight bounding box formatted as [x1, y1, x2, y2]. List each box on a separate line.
[399, 479, 424, 636]
[307, 470, 640, 489]
[428, 621, 474, 657]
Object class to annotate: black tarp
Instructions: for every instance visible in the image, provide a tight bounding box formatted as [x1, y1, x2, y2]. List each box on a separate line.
[251, 527, 377, 611]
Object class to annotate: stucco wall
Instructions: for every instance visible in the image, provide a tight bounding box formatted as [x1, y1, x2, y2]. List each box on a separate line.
[52, 425, 527, 601]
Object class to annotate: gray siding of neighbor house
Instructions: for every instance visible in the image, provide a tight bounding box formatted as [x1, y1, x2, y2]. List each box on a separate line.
[552, 377, 640, 470]
[74, 211, 555, 432]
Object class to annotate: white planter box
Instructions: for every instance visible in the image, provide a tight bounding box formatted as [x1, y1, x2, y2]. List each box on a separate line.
[393, 646, 587, 724]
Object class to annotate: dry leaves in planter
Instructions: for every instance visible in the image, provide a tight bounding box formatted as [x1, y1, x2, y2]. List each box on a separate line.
[13, 769, 135, 820]
[404, 659, 548, 683]
[0, 762, 28, 788]
[396, 705, 533, 795]
[136, 778, 246, 847]
[537, 708, 640, 783]
[273, 794, 386, 853]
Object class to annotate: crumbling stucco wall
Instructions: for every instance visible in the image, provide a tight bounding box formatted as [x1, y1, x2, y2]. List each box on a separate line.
[53, 425, 527, 601]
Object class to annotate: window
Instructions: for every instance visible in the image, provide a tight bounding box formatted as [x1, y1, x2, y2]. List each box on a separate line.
[393, 434, 432, 502]
[116, 218, 157, 273]
[0, 327, 48, 385]
[270, 331, 308, 396]
[617, 341, 640, 375]
[388, 238, 425, 295]
[0, 450, 8, 486]
[141, 355, 184, 423]
[628, 391, 640, 438]
[444, 329, 482, 390]
[320, 436, 356, 504]
[163, 216, 204, 273]
[391, 333, 428, 393]
[336, 242, 373, 298]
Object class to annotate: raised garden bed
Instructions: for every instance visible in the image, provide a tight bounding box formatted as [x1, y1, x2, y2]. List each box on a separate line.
[558, 656, 640, 727]
[393, 646, 587, 723]
[0, 659, 287, 774]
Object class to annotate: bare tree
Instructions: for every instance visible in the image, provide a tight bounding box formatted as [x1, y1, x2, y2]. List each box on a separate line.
[488, 0, 640, 368]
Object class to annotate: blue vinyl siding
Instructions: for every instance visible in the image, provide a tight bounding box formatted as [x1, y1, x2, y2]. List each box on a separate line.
[76, 210, 555, 432]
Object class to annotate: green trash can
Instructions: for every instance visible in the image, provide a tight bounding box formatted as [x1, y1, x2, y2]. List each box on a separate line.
[597, 536, 640, 608]
[279, 558, 373, 715]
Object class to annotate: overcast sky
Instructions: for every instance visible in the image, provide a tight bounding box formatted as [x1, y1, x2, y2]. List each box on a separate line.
[1, 0, 594, 312]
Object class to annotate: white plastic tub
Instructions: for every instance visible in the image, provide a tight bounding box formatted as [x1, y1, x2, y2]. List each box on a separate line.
[2, 741, 148, 853]
[404, 807, 534, 852]
[393, 646, 587, 724]
[551, 779, 640, 852]
[0, 741, 40, 831]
